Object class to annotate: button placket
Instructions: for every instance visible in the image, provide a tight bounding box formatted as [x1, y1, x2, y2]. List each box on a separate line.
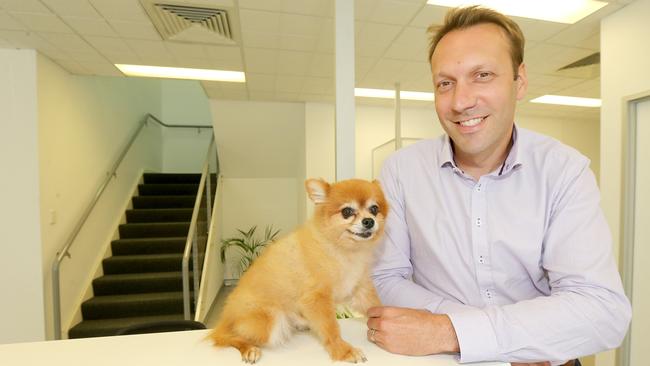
[471, 178, 495, 304]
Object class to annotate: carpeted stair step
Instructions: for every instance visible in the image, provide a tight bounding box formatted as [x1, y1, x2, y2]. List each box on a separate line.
[81, 291, 193, 320]
[138, 183, 199, 196]
[68, 314, 188, 339]
[92, 271, 192, 296]
[102, 253, 203, 275]
[131, 195, 196, 209]
[118, 222, 190, 238]
[143, 173, 201, 184]
[125, 208, 193, 223]
[111, 237, 186, 255]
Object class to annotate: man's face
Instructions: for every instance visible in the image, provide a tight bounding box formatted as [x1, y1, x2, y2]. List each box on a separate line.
[430, 23, 527, 161]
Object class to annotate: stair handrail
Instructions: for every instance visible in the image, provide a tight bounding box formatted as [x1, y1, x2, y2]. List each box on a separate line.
[51, 113, 212, 340]
[182, 134, 216, 319]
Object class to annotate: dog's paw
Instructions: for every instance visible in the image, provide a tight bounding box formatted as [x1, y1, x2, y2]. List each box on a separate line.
[330, 342, 367, 363]
[241, 346, 261, 364]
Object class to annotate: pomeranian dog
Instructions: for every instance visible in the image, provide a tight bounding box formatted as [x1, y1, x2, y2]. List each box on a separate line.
[210, 178, 388, 364]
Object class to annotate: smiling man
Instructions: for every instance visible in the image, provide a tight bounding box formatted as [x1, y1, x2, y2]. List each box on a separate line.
[367, 6, 631, 366]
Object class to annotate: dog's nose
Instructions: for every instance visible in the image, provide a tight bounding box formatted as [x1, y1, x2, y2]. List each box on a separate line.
[362, 218, 375, 229]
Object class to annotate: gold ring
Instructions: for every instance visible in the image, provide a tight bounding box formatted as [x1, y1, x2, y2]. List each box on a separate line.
[370, 328, 376, 340]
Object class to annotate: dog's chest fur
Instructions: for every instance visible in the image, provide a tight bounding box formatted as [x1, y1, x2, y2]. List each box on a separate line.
[330, 250, 371, 302]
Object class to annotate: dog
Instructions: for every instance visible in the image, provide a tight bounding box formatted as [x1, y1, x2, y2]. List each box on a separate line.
[210, 178, 388, 364]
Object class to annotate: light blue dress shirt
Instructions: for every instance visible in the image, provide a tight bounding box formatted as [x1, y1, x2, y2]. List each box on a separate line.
[373, 127, 631, 364]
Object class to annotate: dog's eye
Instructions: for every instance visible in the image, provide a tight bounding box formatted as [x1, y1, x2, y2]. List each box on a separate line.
[341, 207, 354, 219]
[369, 205, 379, 216]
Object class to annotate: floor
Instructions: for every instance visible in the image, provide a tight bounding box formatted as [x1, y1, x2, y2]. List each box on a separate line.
[203, 283, 235, 328]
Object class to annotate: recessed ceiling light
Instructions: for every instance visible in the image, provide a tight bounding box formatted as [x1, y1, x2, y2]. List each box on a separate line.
[115, 64, 246, 82]
[426, 0, 607, 24]
[530, 95, 601, 107]
[355, 88, 434, 101]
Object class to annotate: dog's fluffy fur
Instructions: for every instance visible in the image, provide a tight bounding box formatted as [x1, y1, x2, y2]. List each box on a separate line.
[210, 178, 388, 363]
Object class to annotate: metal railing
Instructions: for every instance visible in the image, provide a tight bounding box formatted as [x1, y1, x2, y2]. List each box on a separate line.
[182, 135, 217, 319]
[51, 113, 213, 340]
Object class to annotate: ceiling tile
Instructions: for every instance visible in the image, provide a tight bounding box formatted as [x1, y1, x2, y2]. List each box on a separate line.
[246, 73, 276, 92]
[0, 37, 12, 47]
[281, 13, 323, 37]
[307, 53, 333, 77]
[514, 17, 568, 42]
[0, 30, 56, 50]
[39, 32, 94, 52]
[10, 12, 74, 33]
[358, 0, 422, 25]
[88, 0, 150, 22]
[276, 50, 311, 76]
[239, 9, 281, 34]
[0, 10, 26, 30]
[302, 76, 332, 94]
[40, 0, 102, 18]
[108, 20, 160, 40]
[280, 34, 318, 52]
[51, 58, 91, 74]
[241, 31, 280, 49]
[175, 58, 214, 69]
[0, 0, 50, 13]
[204, 45, 242, 62]
[244, 48, 278, 74]
[165, 42, 207, 59]
[63, 17, 117, 36]
[408, 4, 447, 27]
[275, 75, 304, 93]
[84, 35, 132, 54]
[238, 0, 331, 17]
[78, 60, 123, 76]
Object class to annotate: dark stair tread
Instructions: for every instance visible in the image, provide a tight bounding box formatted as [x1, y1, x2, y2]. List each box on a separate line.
[81, 291, 192, 320]
[118, 222, 190, 239]
[132, 195, 197, 209]
[143, 173, 201, 184]
[111, 237, 187, 255]
[102, 253, 203, 274]
[138, 184, 199, 196]
[68, 314, 187, 338]
[92, 271, 192, 295]
[125, 208, 193, 223]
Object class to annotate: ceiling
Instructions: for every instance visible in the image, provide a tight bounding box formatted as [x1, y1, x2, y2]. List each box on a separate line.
[0, 0, 637, 120]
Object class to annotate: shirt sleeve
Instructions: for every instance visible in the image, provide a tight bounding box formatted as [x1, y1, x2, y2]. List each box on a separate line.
[449, 161, 631, 363]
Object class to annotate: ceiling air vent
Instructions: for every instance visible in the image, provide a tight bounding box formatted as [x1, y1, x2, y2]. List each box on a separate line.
[141, 1, 239, 45]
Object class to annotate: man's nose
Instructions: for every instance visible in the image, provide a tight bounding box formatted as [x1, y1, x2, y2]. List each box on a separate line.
[451, 81, 477, 113]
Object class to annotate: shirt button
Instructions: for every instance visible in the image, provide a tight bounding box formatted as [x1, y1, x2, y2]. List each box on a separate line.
[476, 184, 482, 192]
[479, 256, 485, 264]
[486, 290, 492, 298]
[476, 218, 482, 227]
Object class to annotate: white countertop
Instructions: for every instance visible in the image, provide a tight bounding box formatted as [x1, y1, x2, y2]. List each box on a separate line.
[0, 318, 508, 366]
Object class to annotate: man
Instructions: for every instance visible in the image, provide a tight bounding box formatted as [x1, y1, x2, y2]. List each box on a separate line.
[367, 6, 631, 366]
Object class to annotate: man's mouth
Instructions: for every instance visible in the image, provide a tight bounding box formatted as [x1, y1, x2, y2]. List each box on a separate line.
[454, 116, 487, 127]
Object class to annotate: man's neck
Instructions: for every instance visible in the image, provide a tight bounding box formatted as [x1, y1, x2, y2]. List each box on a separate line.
[452, 131, 514, 181]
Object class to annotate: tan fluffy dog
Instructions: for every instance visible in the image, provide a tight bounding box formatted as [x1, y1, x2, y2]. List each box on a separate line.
[210, 178, 388, 363]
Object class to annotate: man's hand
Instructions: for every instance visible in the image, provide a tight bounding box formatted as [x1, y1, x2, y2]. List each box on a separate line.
[366, 306, 460, 356]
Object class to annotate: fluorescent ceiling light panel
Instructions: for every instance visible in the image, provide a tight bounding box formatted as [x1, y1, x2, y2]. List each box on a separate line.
[355, 88, 434, 101]
[530, 95, 601, 107]
[426, 0, 607, 24]
[115, 64, 246, 82]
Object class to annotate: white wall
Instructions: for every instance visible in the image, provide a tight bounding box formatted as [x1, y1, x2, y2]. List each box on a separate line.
[601, 1, 650, 365]
[160, 80, 214, 173]
[0, 48, 46, 344]
[210, 100, 306, 278]
[37, 54, 165, 340]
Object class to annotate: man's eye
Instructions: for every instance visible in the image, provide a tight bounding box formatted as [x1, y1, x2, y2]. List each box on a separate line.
[369, 205, 379, 216]
[437, 80, 452, 90]
[477, 72, 492, 80]
[341, 207, 354, 219]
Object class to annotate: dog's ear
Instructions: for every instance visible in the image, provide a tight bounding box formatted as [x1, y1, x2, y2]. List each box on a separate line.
[305, 178, 329, 204]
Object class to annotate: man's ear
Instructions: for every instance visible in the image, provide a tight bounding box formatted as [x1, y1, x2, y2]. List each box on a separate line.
[515, 62, 528, 101]
[305, 178, 330, 204]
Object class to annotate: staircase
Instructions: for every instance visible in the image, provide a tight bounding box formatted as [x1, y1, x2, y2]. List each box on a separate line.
[68, 173, 204, 338]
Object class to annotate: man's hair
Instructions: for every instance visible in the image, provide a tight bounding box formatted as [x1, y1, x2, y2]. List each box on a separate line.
[427, 6, 525, 77]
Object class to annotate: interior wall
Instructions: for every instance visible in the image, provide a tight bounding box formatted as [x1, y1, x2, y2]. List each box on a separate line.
[160, 80, 214, 173]
[36, 54, 165, 340]
[601, 1, 650, 365]
[0, 48, 46, 344]
[210, 100, 306, 278]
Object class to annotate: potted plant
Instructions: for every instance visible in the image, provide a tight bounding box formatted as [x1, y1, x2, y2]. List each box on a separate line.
[220, 225, 280, 277]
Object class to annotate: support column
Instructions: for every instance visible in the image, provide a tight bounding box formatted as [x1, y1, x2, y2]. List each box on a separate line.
[334, 0, 355, 180]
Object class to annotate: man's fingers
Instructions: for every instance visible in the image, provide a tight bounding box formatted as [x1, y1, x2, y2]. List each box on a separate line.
[367, 306, 384, 317]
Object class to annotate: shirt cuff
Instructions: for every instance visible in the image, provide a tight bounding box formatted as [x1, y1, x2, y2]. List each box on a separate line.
[447, 309, 499, 363]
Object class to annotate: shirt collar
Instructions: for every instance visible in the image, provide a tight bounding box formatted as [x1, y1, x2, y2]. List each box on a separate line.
[439, 125, 524, 176]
